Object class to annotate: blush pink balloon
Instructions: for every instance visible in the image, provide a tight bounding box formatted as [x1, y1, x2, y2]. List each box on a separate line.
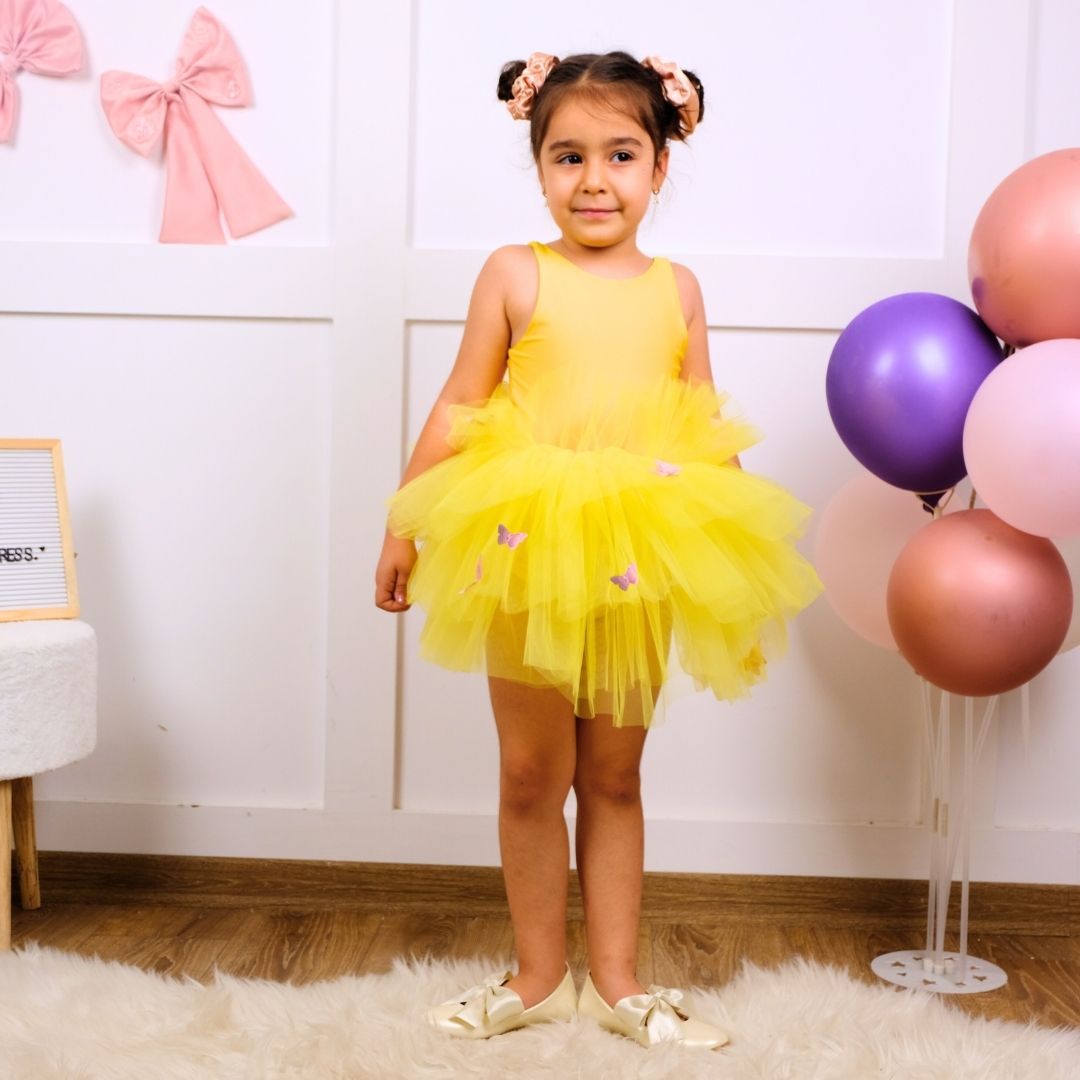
[963, 339, 1080, 539]
[814, 472, 950, 649]
[969, 149, 1080, 347]
[887, 510, 1072, 696]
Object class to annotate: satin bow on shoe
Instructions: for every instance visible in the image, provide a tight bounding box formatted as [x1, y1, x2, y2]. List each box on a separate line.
[0, 0, 84, 142]
[429, 966, 578, 1039]
[442, 971, 522, 1032]
[613, 985, 691, 1045]
[100, 6, 291, 243]
[578, 972, 728, 1050]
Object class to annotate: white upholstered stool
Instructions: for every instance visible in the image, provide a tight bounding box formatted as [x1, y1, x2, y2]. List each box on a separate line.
[0, 620, 97, 949]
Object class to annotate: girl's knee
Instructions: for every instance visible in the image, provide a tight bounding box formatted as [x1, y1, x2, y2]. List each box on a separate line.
[500, 756, 574, 813]
[574, 764, 642, 806]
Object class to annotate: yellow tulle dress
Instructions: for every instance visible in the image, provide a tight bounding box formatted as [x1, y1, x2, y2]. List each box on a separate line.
[387, 242, 821, 727]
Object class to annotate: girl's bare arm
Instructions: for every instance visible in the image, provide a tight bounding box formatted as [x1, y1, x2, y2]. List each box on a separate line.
[673, 263, 741, 469]
[375, 248, 521, 612]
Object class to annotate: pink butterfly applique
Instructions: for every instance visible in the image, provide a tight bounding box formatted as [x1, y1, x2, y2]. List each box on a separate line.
[610, 563, 639, 591]
[498, 524, 528, 549]
[458, 556, 483, 595]
[655, 459, 681, 476]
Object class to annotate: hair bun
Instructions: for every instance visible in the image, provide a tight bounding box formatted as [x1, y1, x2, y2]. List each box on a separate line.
[497, 60, 527, 102]
[682, 69, 705, 125]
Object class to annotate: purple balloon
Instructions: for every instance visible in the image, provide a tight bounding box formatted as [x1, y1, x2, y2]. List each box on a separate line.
[826, 293, 1004, 492]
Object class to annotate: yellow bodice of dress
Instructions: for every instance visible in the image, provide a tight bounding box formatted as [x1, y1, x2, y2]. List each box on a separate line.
[504, 242, 689, 450]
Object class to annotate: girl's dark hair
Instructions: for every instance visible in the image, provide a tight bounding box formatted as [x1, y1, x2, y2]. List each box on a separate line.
[497, 51, 705, 162]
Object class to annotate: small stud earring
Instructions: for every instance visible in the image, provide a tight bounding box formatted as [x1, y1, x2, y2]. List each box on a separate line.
[652, 187, 661, 206]
[542, 189, 548, 206]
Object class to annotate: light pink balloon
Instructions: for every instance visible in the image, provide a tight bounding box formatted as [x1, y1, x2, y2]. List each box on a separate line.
[814, 472, 948, 649]
[963, 339, 1080, 538]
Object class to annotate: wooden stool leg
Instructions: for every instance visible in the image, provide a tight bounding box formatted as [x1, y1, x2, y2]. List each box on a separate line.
[11, 777, 40, 910]
[1, 779, 11, 950]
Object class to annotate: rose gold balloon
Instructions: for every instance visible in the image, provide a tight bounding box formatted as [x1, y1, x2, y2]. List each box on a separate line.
[969, 148, 1080, 346]
[887, 510, 1072, 695]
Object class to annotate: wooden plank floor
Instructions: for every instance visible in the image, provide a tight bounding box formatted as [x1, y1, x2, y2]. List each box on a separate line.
[12, 903, 1080, 1030]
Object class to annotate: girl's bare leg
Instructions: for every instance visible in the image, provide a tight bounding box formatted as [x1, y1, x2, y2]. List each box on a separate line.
[488, 675, 577, 1008]
[573, 713, 649, 1005]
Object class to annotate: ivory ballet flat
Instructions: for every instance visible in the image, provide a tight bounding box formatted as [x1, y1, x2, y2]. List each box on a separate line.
[428, 965, 577, 1039]
[578, 972, 729, 1050]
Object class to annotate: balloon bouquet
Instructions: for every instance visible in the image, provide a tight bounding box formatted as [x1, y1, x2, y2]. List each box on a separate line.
[821, 149, 1080, 994]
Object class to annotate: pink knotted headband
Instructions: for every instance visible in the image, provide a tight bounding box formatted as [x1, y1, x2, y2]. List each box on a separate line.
[0, 0, 84, 143]
[100, 6, 291, 244]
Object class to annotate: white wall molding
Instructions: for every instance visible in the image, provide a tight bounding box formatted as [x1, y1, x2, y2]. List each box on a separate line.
[322, 0, 411, 819]
[33, 799, 1080, 886]
[0, 243, 333, 319]
[405, 249, 953, 330]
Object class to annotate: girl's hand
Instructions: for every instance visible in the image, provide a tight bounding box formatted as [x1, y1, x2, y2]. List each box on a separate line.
[375, 532, 418, 613]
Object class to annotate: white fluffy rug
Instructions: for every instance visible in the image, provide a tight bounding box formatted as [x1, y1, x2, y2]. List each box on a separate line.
[1, 946, 1078, 1079]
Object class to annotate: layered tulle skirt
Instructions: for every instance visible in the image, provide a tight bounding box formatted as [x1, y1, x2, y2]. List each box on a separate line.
[386, 374, 821, 727]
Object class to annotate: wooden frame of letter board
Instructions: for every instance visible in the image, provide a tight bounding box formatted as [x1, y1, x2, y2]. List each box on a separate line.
[0, 439, 80, 622]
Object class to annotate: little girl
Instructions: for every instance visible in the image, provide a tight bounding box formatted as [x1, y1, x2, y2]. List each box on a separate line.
[375, 50, 820, 1049]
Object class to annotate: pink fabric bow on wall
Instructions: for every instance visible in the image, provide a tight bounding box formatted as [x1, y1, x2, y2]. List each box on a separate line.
[0, 0, 84, 143]
[100, 7, 291, 243]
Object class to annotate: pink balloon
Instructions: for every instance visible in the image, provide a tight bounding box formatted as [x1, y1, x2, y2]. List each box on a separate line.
[969, 149, 1080, 347]
[814, 472, 947, 649]
[963, 339, 1080, 538]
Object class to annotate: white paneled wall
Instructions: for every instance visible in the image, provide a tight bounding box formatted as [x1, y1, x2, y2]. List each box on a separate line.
[1, 316, 331, 809]
[2, 0, 1078, 885]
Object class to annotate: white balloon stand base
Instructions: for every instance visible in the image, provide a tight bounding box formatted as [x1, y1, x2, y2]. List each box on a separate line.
[871, 950, 1007, 995]
[872, 684, 1011, 996]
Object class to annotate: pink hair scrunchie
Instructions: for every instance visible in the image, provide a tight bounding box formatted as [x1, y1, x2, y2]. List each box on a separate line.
[642, 55, 700, 135]
[507, 51, 557, 120]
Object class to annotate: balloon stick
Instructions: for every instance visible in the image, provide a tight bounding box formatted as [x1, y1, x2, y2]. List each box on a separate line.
[958, 695, 974, 982]
[933, 690, 951, 970]
[921, 679, 938, 954]
[1021, 681, 1031, 758]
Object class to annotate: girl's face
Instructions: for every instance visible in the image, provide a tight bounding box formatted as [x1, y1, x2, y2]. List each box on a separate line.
[537, 97, 669, 253]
